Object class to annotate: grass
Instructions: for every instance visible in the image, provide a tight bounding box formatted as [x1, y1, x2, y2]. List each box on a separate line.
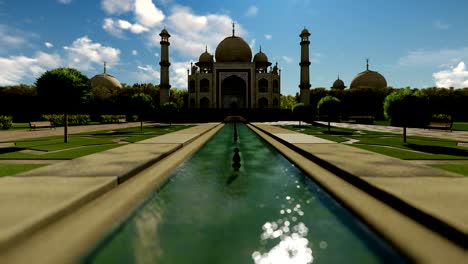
[0, 124, 191, 175]
[452, 122, 468, 131]
[0, 164, 47, 176]
[429, 164, 468, 176]
[280, 124, 468, 160]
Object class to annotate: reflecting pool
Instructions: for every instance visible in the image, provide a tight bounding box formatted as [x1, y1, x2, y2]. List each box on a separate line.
[83, 123, 406, 263]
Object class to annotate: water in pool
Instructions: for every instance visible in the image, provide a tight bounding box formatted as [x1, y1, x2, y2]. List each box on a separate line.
[83, 123, 406, 263]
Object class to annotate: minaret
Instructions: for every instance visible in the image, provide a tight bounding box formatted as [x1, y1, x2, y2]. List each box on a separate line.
[299, 27, 311, 105]
[159, 28, 171, 105]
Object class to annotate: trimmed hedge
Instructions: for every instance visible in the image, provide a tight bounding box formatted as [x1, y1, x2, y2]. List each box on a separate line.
[431, 113, 452, 122]
[100, 115, 126, 124]
[41, 114, 90, 126]
[0, 115, 13, 129]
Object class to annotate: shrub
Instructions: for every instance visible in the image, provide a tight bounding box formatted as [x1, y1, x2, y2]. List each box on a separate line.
[431, 114, 452, 122]
[100, 115, 126, 124]
[40, 114, 90, 126]
[0, 115, 13, 129]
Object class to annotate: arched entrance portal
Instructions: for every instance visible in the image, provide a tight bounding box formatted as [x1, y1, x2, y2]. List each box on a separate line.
[221, 75, 247, 108]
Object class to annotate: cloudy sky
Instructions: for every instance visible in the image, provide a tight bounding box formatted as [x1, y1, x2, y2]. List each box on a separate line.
[1, 0, 467, 95]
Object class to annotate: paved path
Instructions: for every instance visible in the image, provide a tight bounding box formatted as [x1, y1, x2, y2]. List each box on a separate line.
[252, 123, 468, 247]
[315, 121, 468, 142]
[0, 122, 152, 142]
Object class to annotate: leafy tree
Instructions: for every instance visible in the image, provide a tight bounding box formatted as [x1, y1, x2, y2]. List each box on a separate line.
[161, 102, 178, 126]
[170, 88, 188, 109]
[292, 103, 307, 126]
[36, 68, 91, 143]
[130, 93, 155, 131]
[317, 95, 341, 133]
[280, 94, 297, 110]
[384, 88, 430, 143]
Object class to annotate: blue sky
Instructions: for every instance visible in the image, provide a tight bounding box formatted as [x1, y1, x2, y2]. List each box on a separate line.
[1, 0, 468, 95]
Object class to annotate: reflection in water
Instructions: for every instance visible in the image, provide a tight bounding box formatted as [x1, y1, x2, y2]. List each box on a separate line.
[133, 204, 163, 263]
[252, 195, 314, 264]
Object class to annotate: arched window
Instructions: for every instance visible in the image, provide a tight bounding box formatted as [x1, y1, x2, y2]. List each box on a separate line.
[200, 79, 209, 93]
[273, 98, 279, 108]
[200, 97, 210, 108]
[273, 79, 279, 93]
[189, 98, 195, 108]
[258, 97, 268, 108]
[189, 80, 195, 93]
[258, 78, 268, 93]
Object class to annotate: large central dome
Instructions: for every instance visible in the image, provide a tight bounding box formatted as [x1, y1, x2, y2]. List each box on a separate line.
[350, 70, 387, 89]
[215, 36, 252, 62]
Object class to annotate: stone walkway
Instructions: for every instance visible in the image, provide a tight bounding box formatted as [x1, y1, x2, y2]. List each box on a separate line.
[252, 123, 467, 256]
[315, 121, 468, 142]
[0, 123, 221, 253]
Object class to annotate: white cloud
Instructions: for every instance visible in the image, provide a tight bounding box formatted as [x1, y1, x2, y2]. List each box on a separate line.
[282, 56, 293, 64]
[311, 52, 322, 64]
[264, 34, 272, 40]
[103, 18, 149, 37]
[0, 24, 28, 52]
[171, 61, 189, 89]
[102, 18, 123, 37]
[45, 42, 54, 48]
[165, 6, 247, 58]
[245, 6, 258, 17]
[433, 19, 450, 30]
[136, 64, 160, 82]
[101, 0, 133, 14]
[118, 19, 149, 33]
[132, 50, 138, 56]
[433, 61, 468, 88]
[57, 0, 72, 4]
[0, 52, 62, 86]
[63, 36, 120, 71]
[135, 0, 165, 27]
[399, 47, 468, 67]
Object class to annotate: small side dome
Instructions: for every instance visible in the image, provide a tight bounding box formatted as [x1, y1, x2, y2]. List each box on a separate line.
[253, 47, 272, 68]
[300, 27, 310, 36]
[331, 76, 346, 90]
[159, 28, 170, 37]
[198, 47, 213, 63]
[90, 73, 122, 90]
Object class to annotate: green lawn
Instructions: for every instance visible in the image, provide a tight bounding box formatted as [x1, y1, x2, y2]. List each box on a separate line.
[452, 122, 468, 131]
[0, 164, 47, 176]
[280, 124, 468, 160]
[0, 124, 191, 175]
[429, 164, 468, 176]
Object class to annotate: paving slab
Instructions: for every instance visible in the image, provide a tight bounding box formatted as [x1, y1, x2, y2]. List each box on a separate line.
[362, 176, 468, 234]
[18, 143, 181, 181]
[274, 133, 335, 144]
[294, 143, 462, 177]
[0, 176, 117, 248]
[139, 133, 200, 145]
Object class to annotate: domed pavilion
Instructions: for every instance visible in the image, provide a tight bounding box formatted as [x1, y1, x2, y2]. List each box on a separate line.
[90, 63, 122, 90]
[188, 24, 280, 109]
[331, 76, 346, 90]
[349, 60, 387, 89]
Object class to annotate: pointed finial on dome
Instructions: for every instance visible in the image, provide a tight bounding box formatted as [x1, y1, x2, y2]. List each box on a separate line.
[366, 58, 369, 70]
[337, 74, 340, 80]
[232, 21, 235, 36]
[259, 45, 262, 53]
[103, 61, 107, 74]
[205, 45, 208, 52]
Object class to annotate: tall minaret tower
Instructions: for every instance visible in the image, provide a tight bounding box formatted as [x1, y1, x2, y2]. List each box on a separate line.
[299, 27, 311, 105]
[159, 28, 171, 105]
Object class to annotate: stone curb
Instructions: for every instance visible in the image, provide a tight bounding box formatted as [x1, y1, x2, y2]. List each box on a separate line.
[250, 123, 467, 248]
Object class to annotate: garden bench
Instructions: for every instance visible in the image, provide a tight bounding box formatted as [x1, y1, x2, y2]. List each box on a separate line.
[29, 121, 55, 130]
[426, 122, 452, 131]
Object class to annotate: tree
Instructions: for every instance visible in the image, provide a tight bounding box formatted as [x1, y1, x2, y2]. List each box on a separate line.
[384, 88, 430, 143]
[317, 96, 341, 133]
[170, 88, 188, 109]
[36, 68, 91, 143]
[161, 102, 178, 126]
[130, 93, 155, 131]
[280, 94, 297, 110]
[292, 103, 307, 126]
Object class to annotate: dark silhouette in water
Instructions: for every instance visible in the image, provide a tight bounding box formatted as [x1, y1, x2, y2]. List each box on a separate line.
[233, 122, 238, 142]
[232, 147, 241, 170]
